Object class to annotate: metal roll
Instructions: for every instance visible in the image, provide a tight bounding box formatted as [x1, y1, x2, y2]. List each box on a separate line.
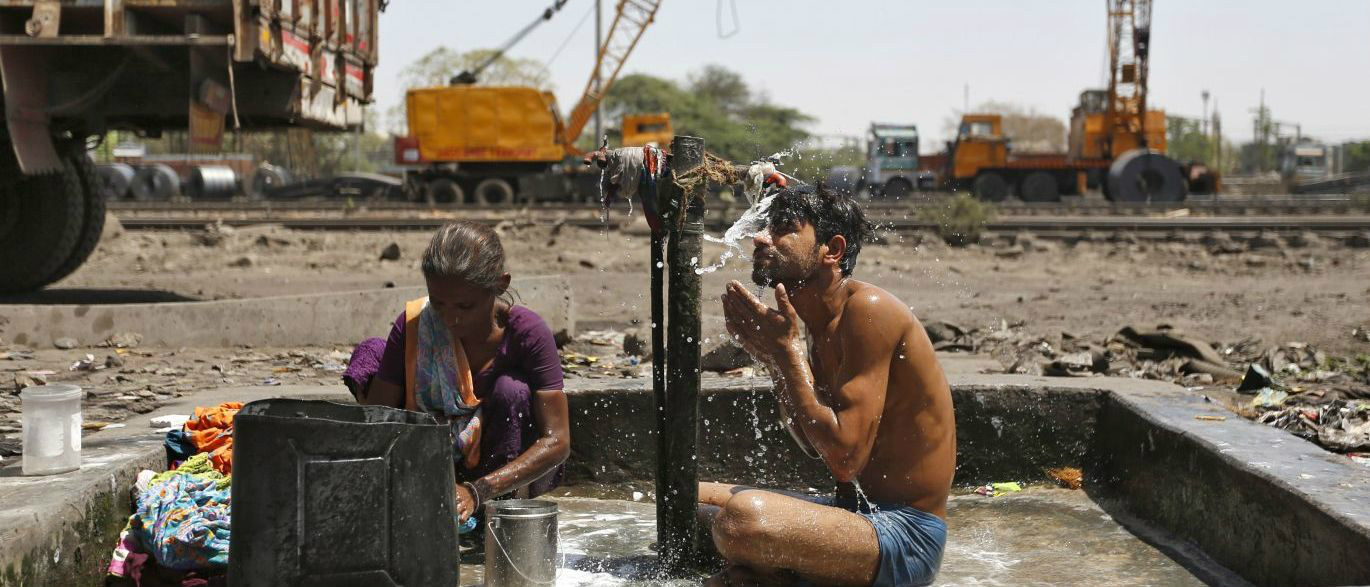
[1106, 149, 1187, 203]
[247, 163, 293, 199]
[95, 163, 136, 200]
[130, 164, 181, 201]
[187, 166, 239, 199]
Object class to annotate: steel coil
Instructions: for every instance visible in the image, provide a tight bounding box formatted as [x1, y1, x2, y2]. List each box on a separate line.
[130, 164, 181, 201]
[187, 166, 239, 199]
[96, 163, 136, 200]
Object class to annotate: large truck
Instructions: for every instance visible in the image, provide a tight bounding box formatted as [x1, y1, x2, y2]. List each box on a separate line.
[1, 0, 378, 293]
[926, 0, 1218, 203]
[393, 0, 663, 205]
[825, 124, 935, 200]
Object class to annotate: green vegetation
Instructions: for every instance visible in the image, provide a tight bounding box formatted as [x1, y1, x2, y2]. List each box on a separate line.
[602, 64, 813, 164]
[1341, 141, 1370, 174]
[920, 193, 995, 246]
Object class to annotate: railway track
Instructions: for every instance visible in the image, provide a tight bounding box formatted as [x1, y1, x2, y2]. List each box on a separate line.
[107, 193, 1368, 218]
[106, 194, 1370, 240]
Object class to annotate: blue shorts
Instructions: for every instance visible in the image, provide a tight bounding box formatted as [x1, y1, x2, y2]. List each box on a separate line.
[817, 496, 948, 587]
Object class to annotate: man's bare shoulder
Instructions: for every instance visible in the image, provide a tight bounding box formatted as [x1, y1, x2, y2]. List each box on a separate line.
[839, 281, 913, 344]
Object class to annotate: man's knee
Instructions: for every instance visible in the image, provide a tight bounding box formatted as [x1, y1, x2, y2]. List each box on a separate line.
[712, 490, 772, 560]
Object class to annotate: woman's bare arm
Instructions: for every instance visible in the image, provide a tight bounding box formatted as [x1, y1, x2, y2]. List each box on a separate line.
[457, 388, 571, 519]
[362, 378, 404, 408]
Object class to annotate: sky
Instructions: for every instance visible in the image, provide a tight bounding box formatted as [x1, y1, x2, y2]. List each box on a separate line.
[373, 0, 1370, 148]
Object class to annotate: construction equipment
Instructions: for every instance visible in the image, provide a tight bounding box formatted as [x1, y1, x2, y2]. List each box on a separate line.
[825, 124, 935, 199]
[931, 0, 1215, 203]
[1, 0, 378, 293]
[621, 113, 674, 148]
[396, 0, 662, 205]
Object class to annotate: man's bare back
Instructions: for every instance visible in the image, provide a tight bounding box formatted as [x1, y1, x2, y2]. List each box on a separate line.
[806, 279, 955, 518]
[704, 185, 954, 587]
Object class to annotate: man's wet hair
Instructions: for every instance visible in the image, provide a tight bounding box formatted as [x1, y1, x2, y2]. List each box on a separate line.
[765, 184, 874, 277]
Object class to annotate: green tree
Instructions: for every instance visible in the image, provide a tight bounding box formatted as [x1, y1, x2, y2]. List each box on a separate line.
[601, 65, 814, 164]
[1166, 116, 1215, 164]
[1341, 141, 1370, 174]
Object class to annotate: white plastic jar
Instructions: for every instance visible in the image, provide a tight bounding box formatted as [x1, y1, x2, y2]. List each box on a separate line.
[20, 384, 83, 475]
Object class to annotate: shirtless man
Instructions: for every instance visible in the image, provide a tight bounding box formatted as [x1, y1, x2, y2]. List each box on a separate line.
[704, 185, 956, 587]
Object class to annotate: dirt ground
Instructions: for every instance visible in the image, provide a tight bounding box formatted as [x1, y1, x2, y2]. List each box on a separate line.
[3, 214, 1369, 456]
[36, 215, 1370, 357]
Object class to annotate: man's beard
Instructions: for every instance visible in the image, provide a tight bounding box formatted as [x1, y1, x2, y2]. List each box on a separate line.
[751, 249, 818, 289]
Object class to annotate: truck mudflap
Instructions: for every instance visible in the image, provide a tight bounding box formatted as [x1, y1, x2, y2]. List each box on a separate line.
[0, 45, 60, 174]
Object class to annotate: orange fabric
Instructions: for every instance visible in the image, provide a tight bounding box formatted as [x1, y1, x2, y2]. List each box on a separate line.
[403, 296, 482, 468]
[184, 402, 243, 475]
[403, 297, 424, 411]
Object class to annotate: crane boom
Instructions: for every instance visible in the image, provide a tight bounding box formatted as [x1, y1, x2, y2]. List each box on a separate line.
[561, 0, 662, 153]
[1104, 0, 1152, 155]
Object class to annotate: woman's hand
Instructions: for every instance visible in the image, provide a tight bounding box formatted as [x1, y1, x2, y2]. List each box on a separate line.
[456, 482, 477, 522]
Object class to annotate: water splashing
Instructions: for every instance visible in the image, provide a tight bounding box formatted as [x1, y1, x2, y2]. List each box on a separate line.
[696, 192, 776, 275]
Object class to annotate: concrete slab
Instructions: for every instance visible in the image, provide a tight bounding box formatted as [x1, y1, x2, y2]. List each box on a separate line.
[0, 276, 574, 349]
[5, 373, 1369, 587]
[0, 385, 350, 587]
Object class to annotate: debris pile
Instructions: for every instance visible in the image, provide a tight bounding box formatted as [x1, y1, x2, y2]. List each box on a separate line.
[922, 318, 1370, 455]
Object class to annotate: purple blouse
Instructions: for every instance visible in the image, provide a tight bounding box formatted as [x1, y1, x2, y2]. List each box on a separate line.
[375, 305, 564, 396]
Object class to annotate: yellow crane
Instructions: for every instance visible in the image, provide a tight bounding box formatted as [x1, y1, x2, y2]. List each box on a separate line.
[395, 0, 662, 205]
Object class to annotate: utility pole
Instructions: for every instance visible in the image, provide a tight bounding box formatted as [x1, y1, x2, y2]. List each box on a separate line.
[592, 0, 603, 145]
[963, 83, 969, 113]
[1201, 90, 1210, 138]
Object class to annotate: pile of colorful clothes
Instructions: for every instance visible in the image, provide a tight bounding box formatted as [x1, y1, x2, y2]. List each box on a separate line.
[107, 402, 242, 586]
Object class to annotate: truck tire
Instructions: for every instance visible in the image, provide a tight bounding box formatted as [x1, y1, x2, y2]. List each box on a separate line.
[473, 178, 515, 205]
[1019, 171, 1060, 203]
[882, 178, 913, 200]
[972, 172, 1009, 202]
[1107, 149, 1187, 203]
[0, 156, 87, 294]
[131, 163, 181, 201]
[96, 163, 136, 200]
[426, 178, 464, 204]
[43, 152, 106, 287]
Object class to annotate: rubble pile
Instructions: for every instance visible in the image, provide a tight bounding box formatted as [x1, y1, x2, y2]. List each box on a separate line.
[0, 339, 350, 437]
[923, 318, 1370, 455]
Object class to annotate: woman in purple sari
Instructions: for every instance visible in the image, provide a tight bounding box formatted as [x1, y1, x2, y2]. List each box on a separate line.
[345, 221, 569, 541]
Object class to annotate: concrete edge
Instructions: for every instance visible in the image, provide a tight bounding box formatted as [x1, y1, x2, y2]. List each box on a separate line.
[1096, 387, 1370, 587]
[5, 373, 1369, 587]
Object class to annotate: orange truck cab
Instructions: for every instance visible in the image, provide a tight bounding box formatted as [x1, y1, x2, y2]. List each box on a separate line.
[621, 113, 674, 148]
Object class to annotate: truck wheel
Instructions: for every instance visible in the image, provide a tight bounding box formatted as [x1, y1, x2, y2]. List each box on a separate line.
[1107, 149, 1187, 203]
[1019, 172, 1060, 203]
[426, 178, 464, 204]
[43, 152, 106, 287]
[0, 155, 88, 294]
[972, 172, 1009, 202]
[473, 178, 515, 205]
[882, 178, 913, 200]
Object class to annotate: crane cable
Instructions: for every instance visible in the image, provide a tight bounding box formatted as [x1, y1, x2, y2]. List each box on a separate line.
[716, 0, 740, 39]
[542, 1, 598, 76]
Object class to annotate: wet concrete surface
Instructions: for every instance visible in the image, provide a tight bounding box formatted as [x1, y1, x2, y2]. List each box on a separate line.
[460, 489, 1218, 587]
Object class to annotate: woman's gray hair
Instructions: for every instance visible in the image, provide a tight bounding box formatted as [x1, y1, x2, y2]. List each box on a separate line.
[421, 221, 507, 293]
